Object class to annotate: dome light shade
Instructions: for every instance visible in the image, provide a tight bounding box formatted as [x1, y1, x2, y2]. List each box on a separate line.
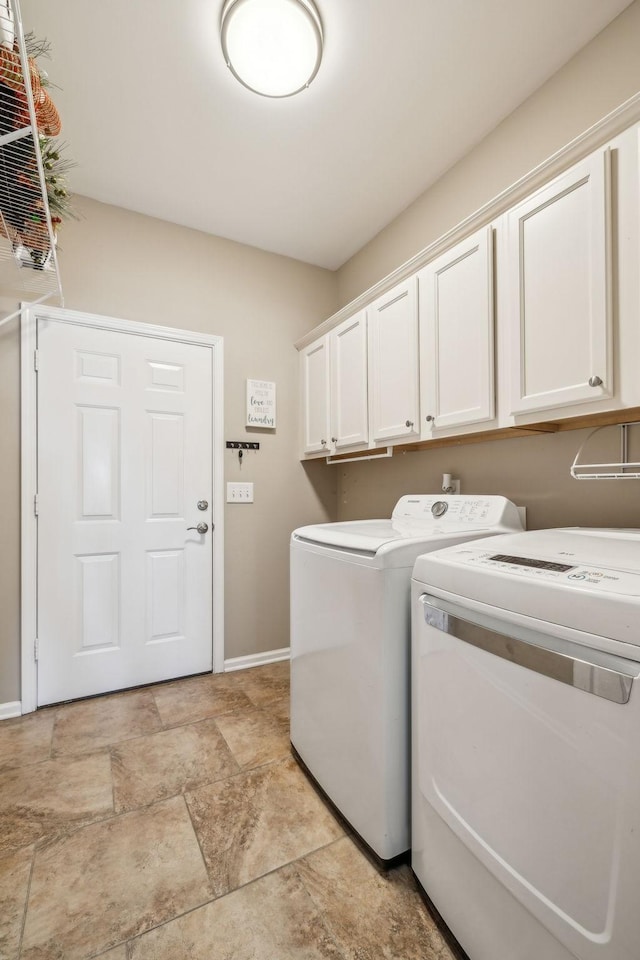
[220, 0, 323, 98]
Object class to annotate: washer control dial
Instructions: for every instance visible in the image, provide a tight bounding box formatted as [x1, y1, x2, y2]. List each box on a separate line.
[431, 500, 448, 518]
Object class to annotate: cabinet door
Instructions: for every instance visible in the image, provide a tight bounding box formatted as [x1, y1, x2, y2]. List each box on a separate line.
[507, 150, 612, 415]
[330, 311, 368, 450]
[419, 226, 495, 436]
[368, 277, 419, 443]
[300, 336, 330, 455]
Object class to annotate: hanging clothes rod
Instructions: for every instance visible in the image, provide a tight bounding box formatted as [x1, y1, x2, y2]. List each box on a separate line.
[326, 446, 393, 465]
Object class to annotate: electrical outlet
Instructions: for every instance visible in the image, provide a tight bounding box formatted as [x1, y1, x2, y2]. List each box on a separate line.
[227, 482, 254, 503]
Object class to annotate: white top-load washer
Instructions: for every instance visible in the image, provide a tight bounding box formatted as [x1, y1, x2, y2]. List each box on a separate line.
[290, 494, 523, 866]
[411, 528, 640, 960]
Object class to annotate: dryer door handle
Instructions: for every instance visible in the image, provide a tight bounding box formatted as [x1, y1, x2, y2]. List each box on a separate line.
[419, 594, 637, 705]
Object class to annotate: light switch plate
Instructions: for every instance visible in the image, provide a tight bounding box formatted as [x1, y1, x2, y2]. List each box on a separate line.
[227, 482, 254, 503]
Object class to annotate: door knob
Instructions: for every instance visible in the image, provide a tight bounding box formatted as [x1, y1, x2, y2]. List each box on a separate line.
[187, 522, 209, 534]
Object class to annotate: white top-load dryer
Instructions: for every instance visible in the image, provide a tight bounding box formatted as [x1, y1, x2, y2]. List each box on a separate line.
[412, 528, 640, 960]
[290, 494, 523, 866]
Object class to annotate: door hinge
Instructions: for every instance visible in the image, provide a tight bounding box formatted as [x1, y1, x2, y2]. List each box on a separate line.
[33, 349, 39, 371]
[33, 493, 39, 516]
[34, 638, 39, 661]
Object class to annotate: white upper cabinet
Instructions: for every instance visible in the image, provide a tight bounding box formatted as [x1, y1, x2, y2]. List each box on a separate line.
[418, 226, 495, 437]
[300, 313, 368, 457]
[368, 277, 419, 443]
[300, 335, 330, 455]
[506, 149, 612, 416]
[298, 114, 640, 461]
[329, 311, 368, 450]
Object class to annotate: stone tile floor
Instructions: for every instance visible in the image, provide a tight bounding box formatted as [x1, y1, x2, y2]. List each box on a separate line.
[0, 661, 455, 959]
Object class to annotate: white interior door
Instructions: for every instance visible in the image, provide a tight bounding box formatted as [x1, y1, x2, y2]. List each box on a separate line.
[36, 317, 215, 705]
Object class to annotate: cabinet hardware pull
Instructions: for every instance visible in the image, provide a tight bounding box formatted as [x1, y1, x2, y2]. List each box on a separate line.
[405, 420, 414, 428]
[331, 437, 338, 443]
[425, 414, 435, 423]
[588, 375, 603, 387]
[320, 439, 327, 446]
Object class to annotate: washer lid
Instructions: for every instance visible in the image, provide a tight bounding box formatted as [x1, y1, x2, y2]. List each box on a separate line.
[293, 495, 523, 554]
[292, 518, 417, 553]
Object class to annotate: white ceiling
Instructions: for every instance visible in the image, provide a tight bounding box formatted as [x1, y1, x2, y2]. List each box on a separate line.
[19, 0, 634, 269]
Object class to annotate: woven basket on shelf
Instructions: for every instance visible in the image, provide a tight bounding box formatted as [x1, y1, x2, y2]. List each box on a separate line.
[0, 46, 61, 135]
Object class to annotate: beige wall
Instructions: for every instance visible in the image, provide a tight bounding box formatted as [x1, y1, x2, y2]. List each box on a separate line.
[336, 430, 640, 528]
[334, 1, 640, 529]
[0, 196, 338, 704]
[337, 0, 640, 308]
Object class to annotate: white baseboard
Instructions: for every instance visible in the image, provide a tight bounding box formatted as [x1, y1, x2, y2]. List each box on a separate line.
[224, 647, 290, 673]
[0, 701, 22, 720]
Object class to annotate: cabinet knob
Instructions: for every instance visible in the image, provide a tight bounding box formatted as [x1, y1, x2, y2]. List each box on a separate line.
[405, 420, 414, 428]
[588, 375, 603, 387]
[320, 439, 327, 446]
[425, 414, 435, 423]
[331, 437, 338, 443]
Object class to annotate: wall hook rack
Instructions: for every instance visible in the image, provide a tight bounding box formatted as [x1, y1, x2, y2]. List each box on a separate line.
[570, 422, 640, 480]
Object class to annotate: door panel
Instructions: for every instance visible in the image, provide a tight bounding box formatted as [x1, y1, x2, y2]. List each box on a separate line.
[300, 336, 330, 455]
[330, 311, 368, 449]
[368, 278, 419, 443]
[507, 151, 612, 414]
[37, 319, 214, 705]
[78, 405, 120, 518]
[77, 553, 120, 651]
[419, 226, 495, 434]
[149, 413, 184, 517]
[147, 550, 184, 643]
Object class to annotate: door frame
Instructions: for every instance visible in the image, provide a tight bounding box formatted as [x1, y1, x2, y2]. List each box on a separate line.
[21, 303, 225, 714]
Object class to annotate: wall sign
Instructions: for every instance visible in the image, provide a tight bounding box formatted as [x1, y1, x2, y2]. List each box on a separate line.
[246, 379, 276, 428]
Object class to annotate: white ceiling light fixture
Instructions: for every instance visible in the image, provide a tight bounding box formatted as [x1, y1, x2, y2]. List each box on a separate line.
[220, 0, 323, 98]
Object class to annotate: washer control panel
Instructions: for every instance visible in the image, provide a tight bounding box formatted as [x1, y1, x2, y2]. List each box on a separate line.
[393, 495, 516, 525]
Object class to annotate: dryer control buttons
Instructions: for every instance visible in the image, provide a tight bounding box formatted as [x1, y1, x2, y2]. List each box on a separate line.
[431, 500, 448, 518]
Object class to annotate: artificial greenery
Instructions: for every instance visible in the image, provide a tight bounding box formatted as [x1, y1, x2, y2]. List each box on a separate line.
[25, 30, 77, 232]
[39, 136, 78, 224]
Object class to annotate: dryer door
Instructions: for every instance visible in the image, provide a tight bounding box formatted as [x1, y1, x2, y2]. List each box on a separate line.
[413, 591, 640, 960]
